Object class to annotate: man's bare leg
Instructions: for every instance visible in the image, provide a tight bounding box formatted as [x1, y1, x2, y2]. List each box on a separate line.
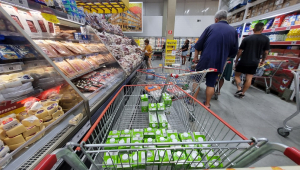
[242, 74, 254, 94]
[234, 72, 242, 91]
[215, 78, 224, 95]
[205, 86, 214, 107]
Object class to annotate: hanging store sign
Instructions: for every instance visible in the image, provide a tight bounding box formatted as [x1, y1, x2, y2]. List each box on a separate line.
[40, 5, 59, 24]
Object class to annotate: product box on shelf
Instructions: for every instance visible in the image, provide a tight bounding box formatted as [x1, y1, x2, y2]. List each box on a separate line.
[273, 0, 284, 11]
[283, 0, 300, 8]
[270, 49, 285, 56]
[265, 0, 275, 13]
[144, 127, 156, 139]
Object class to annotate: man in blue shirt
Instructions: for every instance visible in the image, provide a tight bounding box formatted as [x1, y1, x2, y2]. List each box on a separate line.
[193, 10, 238, 108]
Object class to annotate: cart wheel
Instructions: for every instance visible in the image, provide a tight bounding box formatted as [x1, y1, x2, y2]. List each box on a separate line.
[277, 127, 290, 137]
[214, 94, 218, 100]
[266, 89, 270, 94]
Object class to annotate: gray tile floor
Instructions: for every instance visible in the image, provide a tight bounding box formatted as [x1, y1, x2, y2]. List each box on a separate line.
[151, 59, 300, 167]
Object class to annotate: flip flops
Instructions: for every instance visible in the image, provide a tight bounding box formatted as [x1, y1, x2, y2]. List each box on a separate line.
[203, 101, 211, 109]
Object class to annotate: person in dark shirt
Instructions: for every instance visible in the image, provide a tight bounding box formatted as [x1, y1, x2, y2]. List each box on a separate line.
[192, 10, 238, 109]
[234, 22, 270, 98]
[180, 40, 189, 65]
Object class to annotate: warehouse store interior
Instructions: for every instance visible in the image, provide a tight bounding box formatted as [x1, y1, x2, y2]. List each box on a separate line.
[0, 0, 299, 169]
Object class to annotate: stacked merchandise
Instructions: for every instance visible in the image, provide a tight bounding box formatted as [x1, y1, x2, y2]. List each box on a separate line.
[73, 68, 123, 93]
[103, 94, 223, 169]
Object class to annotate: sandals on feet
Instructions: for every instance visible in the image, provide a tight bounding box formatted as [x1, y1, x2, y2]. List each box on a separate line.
[203, 101, 211, 109]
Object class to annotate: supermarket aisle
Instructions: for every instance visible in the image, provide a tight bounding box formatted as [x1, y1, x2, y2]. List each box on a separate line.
[151, 59, 300, 166]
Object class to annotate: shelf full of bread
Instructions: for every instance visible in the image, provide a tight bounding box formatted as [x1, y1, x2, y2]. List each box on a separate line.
[0, 5, 88, 169]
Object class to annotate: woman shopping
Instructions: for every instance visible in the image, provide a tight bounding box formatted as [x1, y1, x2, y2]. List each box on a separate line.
[142, 39, 152, 68]
[181, 40, 189, 65]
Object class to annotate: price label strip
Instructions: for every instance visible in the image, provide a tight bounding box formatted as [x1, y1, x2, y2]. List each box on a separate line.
[0, 64, 22, 73]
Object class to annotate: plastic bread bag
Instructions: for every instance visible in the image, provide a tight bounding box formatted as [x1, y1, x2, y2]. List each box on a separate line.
[33, 40, 60, 58]
[44, 40, 74, 56]
[54, 60, 78, 78]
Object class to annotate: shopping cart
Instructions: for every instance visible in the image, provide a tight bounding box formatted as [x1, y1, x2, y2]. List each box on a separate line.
[232, 60, 288, 94]
[277, 69, 300, 137]
[213, 61, 231, 100]
[35, 72, 300, 170]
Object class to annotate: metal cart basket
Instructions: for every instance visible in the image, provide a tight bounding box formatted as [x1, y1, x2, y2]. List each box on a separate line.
[35, 72, 300, 170]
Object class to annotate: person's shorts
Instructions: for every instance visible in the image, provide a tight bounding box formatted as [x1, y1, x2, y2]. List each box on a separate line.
[144, 55, 149, 61]
[235, 64, 258, 75]
[194, 70, 219, 88]
[182, 51, 188, 56]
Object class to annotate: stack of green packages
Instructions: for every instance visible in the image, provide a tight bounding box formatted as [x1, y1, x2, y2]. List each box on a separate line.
[157, 103, 168, 128]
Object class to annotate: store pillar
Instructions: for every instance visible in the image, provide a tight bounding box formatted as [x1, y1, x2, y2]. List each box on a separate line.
[165, 0, 176, 40]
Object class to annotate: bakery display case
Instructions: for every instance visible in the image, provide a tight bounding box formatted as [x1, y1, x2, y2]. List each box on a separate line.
[0, 0, 142, 169]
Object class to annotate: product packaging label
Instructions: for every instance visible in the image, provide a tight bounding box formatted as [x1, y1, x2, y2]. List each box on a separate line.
[149, 113, 158, 128]
[148, 103, 157, 112]
[132, 129, 144, 138]
[157, 113, 168, 128]
[104, 138, 119, 150]
[179, 132, 192, 141]
[130, 151, 146, 169]
[117, 153, 131, 169]
[141, 94, 148, 112]
[118, 138, 131, 150]
[120, 129, 131, 138]
[144, 127, 156, 138]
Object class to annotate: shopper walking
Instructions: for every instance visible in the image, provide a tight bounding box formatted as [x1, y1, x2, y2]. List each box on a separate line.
[192, 10, 238, 108]
[143, 39, 152, 68]
[189, 41, 195, 62]
[180, 40, 189, 65]
[234, 22, 270, 98]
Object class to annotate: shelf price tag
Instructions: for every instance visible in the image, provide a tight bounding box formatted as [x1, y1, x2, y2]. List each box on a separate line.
[286, 26, 291, 30]
[291, 41, 297, 45]
[0, 64, 22, 73]
[171, 50, 176, 55]
[74, 16, 79, 22]
[271, 28, 275, 32]
[67, 14, 73, 21]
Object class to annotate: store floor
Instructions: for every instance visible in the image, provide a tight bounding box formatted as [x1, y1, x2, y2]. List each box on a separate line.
[151, 59, 300, 167]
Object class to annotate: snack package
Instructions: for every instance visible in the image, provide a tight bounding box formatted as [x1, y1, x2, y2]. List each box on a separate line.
[250, 20, 259, 30]
[259, 19, 268, 26]
[265, 19, 274, 29]
[0, 45, 21, 60]
[295, 15, 300, 25]
[12, 44, 42, 58]
[34, 40, 60, 58]
[290, 14, 297, 26]
[281, 14, 293, 27]
[272, 15, 286, 28]
[44, 40, 74, 56]
[54, 60, 78, 78]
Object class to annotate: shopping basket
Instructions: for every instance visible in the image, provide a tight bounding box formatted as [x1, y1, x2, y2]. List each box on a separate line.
[35, 81, 300, 170]
[278, 69, 300, 137]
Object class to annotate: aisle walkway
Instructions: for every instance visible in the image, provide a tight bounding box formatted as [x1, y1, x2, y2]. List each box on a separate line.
[151, 59, 300, 167]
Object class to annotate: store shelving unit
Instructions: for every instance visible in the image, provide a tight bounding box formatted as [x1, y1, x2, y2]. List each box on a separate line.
[76, 0, 129, 14]
[109, 10, 142, 32]
[0, 0, 143, 169]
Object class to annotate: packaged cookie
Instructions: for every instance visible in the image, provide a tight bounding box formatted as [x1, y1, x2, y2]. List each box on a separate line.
[0, 45, 21, 60]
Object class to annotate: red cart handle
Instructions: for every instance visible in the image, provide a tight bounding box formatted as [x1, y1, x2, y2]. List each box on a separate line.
[284, 147, 300, 165]
[34, 154, 57, 170]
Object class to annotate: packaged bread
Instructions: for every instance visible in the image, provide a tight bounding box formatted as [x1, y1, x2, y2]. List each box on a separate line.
[21, 116, 41, 127]
[44, 40, 73, 56]
[54, 60, 78, 78]
[33, 40, 60, 58]
[5, 123, 26, 137]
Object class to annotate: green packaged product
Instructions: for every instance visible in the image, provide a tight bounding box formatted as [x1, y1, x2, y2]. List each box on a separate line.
[157, 103, 165, 114]
[205, 150, 220, 160]
[166, 130, 179, 140]
[155, 129, 167, 138]
[170, 137, 183, 150]
[108, 130, 121, 139]
[144, 127, 156, 138]
[208, 158, 223, 168]
[149, 112, 159, 128]
[183, 139, 197, 155]
[156, 136, 171, 148]
[131, 137, 143, 149]
[132, 129, 144, 138]
[144, 138, 156, 148]
[157, 113, 168, 128]
[146, 150, 159, 170]
[158, 150, 172, 170]
[120, 129, 131, 138]
[103, 151, 118, 169]
[104, 138, 119, 150]
[141, 94, 149, 112]
[179, 132, 192, 141]
[148, 103, 157, 112]
[117, 153, 131, 169]
[172, 151, 189, 169]
[118, 138, 131, 150]
[131, 151, 146, 170]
